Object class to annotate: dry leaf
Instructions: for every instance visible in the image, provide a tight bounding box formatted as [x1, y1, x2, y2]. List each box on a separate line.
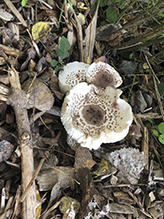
[0, 140, 14, 162]
[32, 22, 51, 40]
[22, 78, 54, 111]
[50, 74, 64, 100]
[74, 146, 96, 170]
[59, 196, 80, 218]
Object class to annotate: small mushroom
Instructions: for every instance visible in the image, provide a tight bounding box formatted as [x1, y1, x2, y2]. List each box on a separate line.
[86, 61, 122, 88]
[58, 61, 89, 94]
[61, 82, 133, 149]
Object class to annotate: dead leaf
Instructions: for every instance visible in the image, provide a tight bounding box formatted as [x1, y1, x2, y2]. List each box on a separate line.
[0, 140, 14, 162]
[37, 166, 75, 191]
[22, 78, 54, 111]
[96, 23, 121, 44]
[113, 191, 136, 205]
[108, 203, 134, 214]
[93, 159, 116, 179]
[74, 146, 96, 170]
[32, 22, 51, 41]
[59, 196, 80, 218]
[50, 74, 64, 100]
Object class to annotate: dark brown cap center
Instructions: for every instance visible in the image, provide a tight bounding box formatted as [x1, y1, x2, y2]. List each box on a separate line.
[93, 72, 114, 88]
[82, 105, 105, 126]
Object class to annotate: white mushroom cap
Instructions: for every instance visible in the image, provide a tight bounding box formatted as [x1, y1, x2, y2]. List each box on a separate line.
[86, 61, 123, 88]
[61, 82, 133, 150]
[58, 61, 89, 94]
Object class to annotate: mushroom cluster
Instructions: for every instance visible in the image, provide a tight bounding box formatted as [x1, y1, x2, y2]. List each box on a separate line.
[59, 61, 133, 150]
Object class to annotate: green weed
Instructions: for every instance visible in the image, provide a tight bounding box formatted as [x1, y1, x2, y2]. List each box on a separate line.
[99, 0, 126, 23]
[50, 36, 71, 73]
[146, 118, 164, 145]
[21, 0, 27, 6]
[152, 122, 164, 144]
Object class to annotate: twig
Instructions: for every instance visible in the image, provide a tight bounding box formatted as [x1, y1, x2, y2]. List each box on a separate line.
[135, 112, 163, 119]
[6, 67, 36, 219]
[144, 53, 164, 122]
[20, 131, 62, 202]
[39, 0, 53, 9]
[142, 127, 149, 171]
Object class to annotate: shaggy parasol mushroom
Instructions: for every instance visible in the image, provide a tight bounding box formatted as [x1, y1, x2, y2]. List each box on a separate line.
[61, 82, 133, 149]
[58, 61, 89, 93]
[86, 61, 123, 88]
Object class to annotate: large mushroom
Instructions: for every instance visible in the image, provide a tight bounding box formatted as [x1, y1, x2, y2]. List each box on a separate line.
[61, 82, 133, 150]
[58, 61, 89, 94]
[86, 61, 123, 88]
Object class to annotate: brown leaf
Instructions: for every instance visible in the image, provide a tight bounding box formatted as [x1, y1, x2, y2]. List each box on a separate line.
[0, 140, 14, 162]
[22, 78, 54, 111]
[74, 146, 96, 170]
[50, 74, 64, 100]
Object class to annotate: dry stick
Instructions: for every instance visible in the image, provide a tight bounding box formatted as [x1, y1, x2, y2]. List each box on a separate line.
[144, 54, 164, 122]
[4, 0, 27, 27]
[136, 112, 163, 119]
[20, 130, 62, 202]
[7, 68, 36, 219]
[142, 127, 149, 171]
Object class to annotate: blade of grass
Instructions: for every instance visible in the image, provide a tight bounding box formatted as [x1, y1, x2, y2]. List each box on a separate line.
[58, 1, 65, 26]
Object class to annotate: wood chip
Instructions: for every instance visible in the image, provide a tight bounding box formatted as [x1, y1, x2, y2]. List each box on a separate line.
[4, 0, 27, 27]
[0, 44, 23, 57]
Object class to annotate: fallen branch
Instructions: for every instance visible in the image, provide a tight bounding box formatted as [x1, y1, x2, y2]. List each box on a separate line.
[6, 67, 36, 219]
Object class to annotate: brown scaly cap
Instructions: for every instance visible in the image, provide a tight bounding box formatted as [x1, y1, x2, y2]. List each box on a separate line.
[86, 61, 123, 89]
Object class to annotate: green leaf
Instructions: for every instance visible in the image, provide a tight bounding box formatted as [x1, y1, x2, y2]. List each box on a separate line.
[21, 0, 27, 7]
[159, 134, 164, 144]
[158, 122, 164, 134]
[119, 0, 126, 9]
[50, 59, 58, 67]
[106, 7, 117, 23]
[59, 36, 71, 52]
[99, 0, 107, 7]
[55, 66, 60, 73]
[152, 129, 159, 137]
[157, 13, 164, 17]
[56, 49, 69, 60]
[146, 117, 153, 124]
